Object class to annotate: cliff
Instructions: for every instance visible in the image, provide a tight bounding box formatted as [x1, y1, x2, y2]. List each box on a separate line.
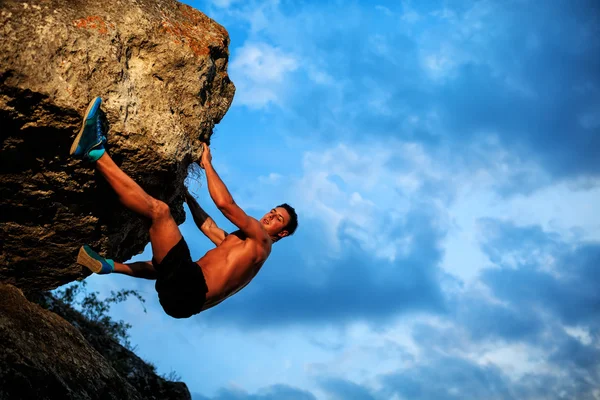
[0, 0, 235, 398]
[0, 284, 191, 399]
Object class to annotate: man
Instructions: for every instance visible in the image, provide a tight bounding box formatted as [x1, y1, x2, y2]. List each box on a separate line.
[71, 97, 298, 318]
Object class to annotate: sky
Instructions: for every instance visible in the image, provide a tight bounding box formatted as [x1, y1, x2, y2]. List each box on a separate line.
[76, 0, 600, 399]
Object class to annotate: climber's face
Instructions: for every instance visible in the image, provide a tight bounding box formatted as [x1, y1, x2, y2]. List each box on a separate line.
[260, 207, 290, 239]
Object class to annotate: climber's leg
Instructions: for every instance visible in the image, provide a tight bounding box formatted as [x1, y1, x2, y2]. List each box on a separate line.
[71, 97, 182, 267]
[113, 260, 157, 279]
[95, 153, 183, 263]
[96, 153, 157, 219]
[78, 246, 158, 279]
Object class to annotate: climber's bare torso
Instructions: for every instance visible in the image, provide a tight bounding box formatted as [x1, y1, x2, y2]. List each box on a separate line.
[181, 144, 292, 311]
[198, 227, 271, 310]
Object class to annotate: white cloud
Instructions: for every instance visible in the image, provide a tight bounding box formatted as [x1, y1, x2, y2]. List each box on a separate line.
[442, 172, 600, 283]
[298, 313, 554, 393]
[415, 2, 501, 81]
[578, 107, 600, 129]
[208, 0, 341, 106]
[375, 5, 393, 17]
[229, 42, 298, 109]
[208, 0, 240, 8]
[564, 325, 593, 346]
[421, 48, 458, 78]
[400, 2, 420, 24]
[291, 141, 443, 261]
[306, 64, 335, 85]
[258, 172, 283, 185]
[284, 134, 600, 284]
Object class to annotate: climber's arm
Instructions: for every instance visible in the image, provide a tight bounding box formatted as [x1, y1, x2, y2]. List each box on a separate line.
[200, 145, 267, 243]
[184, 187, 228, 246]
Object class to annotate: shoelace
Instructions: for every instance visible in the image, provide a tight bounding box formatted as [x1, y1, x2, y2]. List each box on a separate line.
[97, 118, 107, 144]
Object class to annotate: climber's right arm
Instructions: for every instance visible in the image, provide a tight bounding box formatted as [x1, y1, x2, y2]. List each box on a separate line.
[184, 187, 228, 246]
[200, 144, 267, 243]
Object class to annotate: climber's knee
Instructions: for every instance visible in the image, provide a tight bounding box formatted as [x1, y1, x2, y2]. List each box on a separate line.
[150, 199, 172, 222]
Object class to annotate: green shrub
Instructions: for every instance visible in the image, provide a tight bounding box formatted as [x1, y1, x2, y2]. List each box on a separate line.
[53, 281, 146, 349]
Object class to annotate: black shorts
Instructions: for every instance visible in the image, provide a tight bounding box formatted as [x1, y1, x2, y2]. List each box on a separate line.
[153, 238, 208, 319]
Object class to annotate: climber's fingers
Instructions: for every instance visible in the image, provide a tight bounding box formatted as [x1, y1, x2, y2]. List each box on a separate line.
[200, 143, 212, 169]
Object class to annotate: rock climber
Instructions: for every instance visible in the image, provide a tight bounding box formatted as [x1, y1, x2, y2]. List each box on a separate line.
[70, 97, 298, 318]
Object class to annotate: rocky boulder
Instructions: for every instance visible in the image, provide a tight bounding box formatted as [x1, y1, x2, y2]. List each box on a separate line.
[0, 283, 191, 400]
[0, 0, 235, 293]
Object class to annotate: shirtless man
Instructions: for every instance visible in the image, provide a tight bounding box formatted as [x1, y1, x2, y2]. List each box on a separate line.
[71, 97, 298, 318]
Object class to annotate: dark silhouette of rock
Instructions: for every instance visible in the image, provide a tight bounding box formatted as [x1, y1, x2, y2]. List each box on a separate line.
[0, 0, 235, 293]
[0, 283, 191, 399]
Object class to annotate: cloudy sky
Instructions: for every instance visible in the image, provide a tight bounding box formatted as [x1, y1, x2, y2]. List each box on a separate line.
[79, 0, 600, 399]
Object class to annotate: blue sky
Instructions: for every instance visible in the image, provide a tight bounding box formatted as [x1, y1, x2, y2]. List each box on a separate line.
[80, 0, 600, 399]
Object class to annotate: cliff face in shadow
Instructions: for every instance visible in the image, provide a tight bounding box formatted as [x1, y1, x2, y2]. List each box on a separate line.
[0, 0, 235, 398]
[0, 284, 192, 400]
[0, 0, 234, 293]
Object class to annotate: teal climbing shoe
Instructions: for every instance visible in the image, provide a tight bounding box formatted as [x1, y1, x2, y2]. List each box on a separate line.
[69, 97, 106, 162]
[77, 245, 114, 274]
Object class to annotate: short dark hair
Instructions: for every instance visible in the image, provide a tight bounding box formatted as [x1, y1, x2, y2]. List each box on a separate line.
[277, 203, 298, 236]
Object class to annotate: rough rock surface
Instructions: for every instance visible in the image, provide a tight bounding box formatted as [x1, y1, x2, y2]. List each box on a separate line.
[0, 0, 235, 293]
[0, 283, 191, 400]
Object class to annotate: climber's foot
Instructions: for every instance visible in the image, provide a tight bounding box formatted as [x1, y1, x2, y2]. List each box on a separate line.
[70, 97, 107, 162]
[77, 245, 114, 274]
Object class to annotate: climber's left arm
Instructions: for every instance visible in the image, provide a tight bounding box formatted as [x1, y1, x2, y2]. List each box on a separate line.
[184, 187, 228, 246]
